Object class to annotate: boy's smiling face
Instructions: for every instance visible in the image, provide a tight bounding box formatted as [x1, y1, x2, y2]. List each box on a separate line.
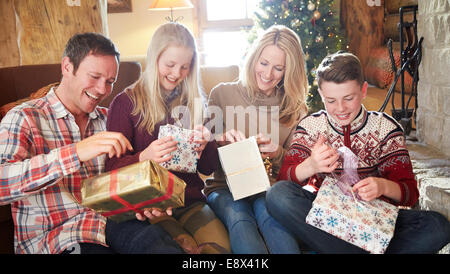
[319, 80, 367, 126]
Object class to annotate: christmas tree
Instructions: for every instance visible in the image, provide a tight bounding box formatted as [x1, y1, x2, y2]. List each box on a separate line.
[254, 0, 348, 113]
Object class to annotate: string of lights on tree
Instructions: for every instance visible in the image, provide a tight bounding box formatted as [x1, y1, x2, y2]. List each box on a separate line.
[254, 0, 349, 112]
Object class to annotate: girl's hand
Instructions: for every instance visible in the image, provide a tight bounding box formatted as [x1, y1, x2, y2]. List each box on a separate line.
[192, 125, 212, 158]
[139, 136, 178, 163]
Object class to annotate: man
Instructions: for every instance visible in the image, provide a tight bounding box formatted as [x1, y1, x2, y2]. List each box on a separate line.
[0, 33, 184, 254]
[266, 51, 450, 253]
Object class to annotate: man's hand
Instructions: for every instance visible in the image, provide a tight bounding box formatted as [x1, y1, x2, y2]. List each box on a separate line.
[75, 131, 133, 162]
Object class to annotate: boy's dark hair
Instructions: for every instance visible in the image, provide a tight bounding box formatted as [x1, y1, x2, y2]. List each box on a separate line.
[63, 32, 120, 74]
[316, 51, 364, 88]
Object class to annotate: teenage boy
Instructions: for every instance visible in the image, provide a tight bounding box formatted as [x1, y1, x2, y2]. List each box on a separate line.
[266, 51, 450, 253]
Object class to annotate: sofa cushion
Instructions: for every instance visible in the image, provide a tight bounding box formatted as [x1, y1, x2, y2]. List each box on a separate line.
[200, 65, 239, 96]
[0, 82, 58, 120]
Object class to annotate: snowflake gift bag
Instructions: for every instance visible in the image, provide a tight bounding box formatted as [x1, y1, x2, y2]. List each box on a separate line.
[306, 176, 399, 253]
[158, 124, 200, 173]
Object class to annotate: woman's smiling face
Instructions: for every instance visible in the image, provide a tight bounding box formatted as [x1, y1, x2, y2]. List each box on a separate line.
[254, 45, 286, 96]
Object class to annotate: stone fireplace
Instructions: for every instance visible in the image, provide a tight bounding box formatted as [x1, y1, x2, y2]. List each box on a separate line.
[416, 0, 450, 157]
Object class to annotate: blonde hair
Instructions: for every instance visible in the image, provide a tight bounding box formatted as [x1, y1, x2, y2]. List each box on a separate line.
[128, 22, 203, 132]
[241, 25, 308, 128]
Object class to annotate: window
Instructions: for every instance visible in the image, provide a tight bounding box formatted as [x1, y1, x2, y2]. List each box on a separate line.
[198, 0, 259, 66]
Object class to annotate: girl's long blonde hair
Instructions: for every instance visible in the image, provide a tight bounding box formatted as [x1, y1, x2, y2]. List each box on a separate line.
[241, 25, 308, 128]
[128, 22, 204, 133]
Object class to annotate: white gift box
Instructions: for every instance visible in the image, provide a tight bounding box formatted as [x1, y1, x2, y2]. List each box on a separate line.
[306, 177, 399, 254]
[218, 136, 271, 200]
[158, 124, 200, 173]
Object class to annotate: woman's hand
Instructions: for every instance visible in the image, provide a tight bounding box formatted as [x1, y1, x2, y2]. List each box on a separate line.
[217, 129, 246, 146]
[139, 136, 178, 163]
[256, 133, 280, 160]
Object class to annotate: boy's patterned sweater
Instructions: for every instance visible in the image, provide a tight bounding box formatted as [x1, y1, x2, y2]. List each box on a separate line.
[278, 106, 419, 207]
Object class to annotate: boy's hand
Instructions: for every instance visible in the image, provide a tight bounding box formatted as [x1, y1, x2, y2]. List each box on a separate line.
[352, 177, 385, 201]
[352, 177, 402, 202]
[309, 135, 339, 174]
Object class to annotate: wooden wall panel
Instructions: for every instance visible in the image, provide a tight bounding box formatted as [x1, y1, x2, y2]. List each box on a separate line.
[0, 0, 20, 68]
[385, 0, 418, 14]
[384, 12, 415, 41]
[340, 0, 385, 70]
[0, 0, 108, 68]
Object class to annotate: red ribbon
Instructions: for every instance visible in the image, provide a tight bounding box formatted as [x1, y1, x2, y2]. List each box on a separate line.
[102, 169, 174, 217]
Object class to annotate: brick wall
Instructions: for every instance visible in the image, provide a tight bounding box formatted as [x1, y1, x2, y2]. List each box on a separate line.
[416, 0, 450, 157]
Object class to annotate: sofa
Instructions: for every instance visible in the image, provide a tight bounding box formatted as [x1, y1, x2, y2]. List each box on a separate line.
[0, 60, 238, 253]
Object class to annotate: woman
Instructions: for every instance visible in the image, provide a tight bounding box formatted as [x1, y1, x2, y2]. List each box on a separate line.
[105, 22, 230, 254]
[205, 25, 309, 253]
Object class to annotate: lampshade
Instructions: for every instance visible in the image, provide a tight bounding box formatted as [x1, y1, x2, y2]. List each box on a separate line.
[148, 0, 194, 11]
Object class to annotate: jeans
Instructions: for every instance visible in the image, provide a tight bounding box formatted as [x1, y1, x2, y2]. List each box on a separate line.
[105, 218, 185, 254]
[207, 188, 300, 254]
[61, 219, 185, 254]
[266, 181, 450, 254]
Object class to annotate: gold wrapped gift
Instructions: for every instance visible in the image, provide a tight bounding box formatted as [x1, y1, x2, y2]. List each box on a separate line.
[81, 160, 186, 222]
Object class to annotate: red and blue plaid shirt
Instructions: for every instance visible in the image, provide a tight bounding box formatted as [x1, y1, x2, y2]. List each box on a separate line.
[0, 89, 108, 254]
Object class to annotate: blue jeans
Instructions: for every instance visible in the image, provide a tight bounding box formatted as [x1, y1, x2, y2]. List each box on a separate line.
[207, 188, 300, 254]
[105, 218, 185, 254]
[266, 181, 450, 254]
[62, 219, 185, 254]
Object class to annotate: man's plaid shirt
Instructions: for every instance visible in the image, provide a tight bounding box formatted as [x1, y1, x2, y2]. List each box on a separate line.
[0, 89, 108, 254]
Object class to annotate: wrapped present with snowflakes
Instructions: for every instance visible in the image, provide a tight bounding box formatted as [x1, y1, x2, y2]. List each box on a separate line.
[305, 177, 399, 254]
[81, 160, 186, 222]
[158, 124, 200, 173]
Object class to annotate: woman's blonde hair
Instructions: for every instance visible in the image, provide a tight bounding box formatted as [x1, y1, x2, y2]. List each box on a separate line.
[241, 25, 308, 127]
[128, 22, 203, 132]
